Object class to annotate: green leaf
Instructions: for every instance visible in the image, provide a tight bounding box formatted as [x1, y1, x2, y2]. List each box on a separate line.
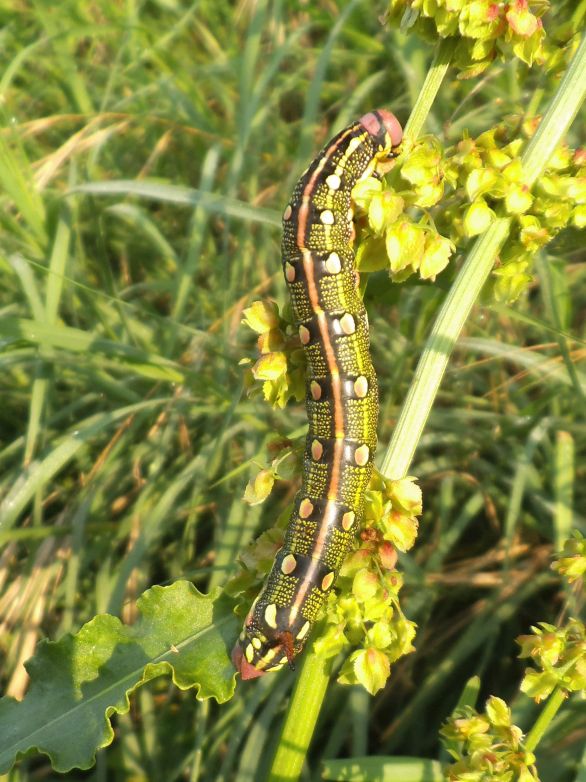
[0, 582, 238, 773]
[322, 755, 444, 781]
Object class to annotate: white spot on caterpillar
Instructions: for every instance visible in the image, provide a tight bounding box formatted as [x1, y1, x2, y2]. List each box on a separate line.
[281, 554, 297, 575]
[347, 136, 362, 153]
[252, 637, 262, 650]
[342, 511, 356, 530]
[311, 439, 323, 461]
[340, 313, 356, 335]
[299, 325, 311, 345]
[326, 174, 341, 190]
[264, 604, 278, 629]
[325, 252, 341, 274]
[285, 262, 296, 282]
[320, 210, 334, 225]
[297, 621, 311, 640]
[321, 571, 335, 591]
[283, 204, 292, 221]
[245, 644, 255, 663]
[310, 381, 322, 400]
[354, 376, 368, 398]
[347, 208, 354, 221]
[299, 498, 314, 518]
[355, 444, 370, 466]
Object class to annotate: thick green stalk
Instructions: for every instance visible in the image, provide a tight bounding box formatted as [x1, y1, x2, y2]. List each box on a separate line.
[381, 33, 586, 479]
[267, 38, 453, 782]
[267, 647, 333, 781]
[402, 37, 455, 143]
[524, 687, 567, 753]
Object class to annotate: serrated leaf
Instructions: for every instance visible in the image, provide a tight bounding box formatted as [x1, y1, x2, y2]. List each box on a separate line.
[0, 581, 238, 773]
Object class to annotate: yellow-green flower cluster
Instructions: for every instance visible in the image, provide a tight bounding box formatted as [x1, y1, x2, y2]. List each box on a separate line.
[240, 300, 305, 408]
[313, 474, 422, 694]
[517, 619, 586, 702]
[242, 445, 299, 506]
[552, 531, 586, 584]
[353, 121, 586, 303]
[387, 0, 551, 79]
[444, 122, 586, 301]
[353, 136, 456, 283]
[441, 696, 539, 781]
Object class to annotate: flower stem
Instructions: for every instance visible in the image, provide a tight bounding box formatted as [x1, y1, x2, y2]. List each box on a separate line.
[403, 37, 455, 143]
[267, 644, 333, 782]
[524, 687, 566, 753]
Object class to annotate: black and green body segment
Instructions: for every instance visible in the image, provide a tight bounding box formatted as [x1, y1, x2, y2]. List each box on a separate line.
[233, 110, 403, 679]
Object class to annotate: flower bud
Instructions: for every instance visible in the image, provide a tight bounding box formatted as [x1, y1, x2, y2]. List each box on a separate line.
[420, 234, 455, 279]
[385, 220, 426, 273]
[353, 647, 391, 695]
[464, 199, 495, 236]
[242, 300, 280, 333]
[251, 351, 287, 381]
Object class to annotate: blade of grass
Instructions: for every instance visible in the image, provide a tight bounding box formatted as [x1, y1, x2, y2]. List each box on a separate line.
[553, 431, 574, 551]
[71, 180, 282, 226]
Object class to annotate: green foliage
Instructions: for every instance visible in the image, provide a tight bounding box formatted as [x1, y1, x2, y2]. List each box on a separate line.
[0, 0, 584, 779]
[0, 582, 237, 773]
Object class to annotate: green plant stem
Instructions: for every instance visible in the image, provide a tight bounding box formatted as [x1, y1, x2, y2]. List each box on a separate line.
[524, 687, 566, 753]
[402, 37, 455, 143]
[266, 38, 454, 782]
[521, 34, 586, 188]
[267, 31, 586, 782]
[381, 32, 586, 480]
[380, 216, 511, 478]
[267, 646, 333, 782]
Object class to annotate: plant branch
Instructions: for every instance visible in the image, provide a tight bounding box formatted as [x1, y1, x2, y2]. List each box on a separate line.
[267, 645, 333, 782]
[403, 37, 455, 143]
[524, 687, 567, 753]
[381, 32, 586, 480]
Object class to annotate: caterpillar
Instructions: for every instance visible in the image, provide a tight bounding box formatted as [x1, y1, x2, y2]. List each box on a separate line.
[232, 110, 403, 679]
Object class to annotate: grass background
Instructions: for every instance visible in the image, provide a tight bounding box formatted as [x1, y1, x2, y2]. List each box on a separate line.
[0, 0, 584, 780]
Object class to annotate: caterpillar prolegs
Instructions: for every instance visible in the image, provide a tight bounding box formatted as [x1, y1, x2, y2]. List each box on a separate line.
[232, 110, 403, 679]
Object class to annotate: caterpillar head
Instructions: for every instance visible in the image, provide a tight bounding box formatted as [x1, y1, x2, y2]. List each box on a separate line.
[232, 600, 313, 679]
[359, 109, 403, 157]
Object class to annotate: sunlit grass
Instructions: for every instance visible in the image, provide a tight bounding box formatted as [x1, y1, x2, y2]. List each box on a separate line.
[0, 1, 584, 780]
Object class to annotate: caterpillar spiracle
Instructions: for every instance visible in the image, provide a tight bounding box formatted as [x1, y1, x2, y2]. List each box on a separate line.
[232, 110, 403, 679]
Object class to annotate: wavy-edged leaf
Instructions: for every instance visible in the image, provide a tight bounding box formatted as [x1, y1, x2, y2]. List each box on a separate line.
[0, 581, 238, 773]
